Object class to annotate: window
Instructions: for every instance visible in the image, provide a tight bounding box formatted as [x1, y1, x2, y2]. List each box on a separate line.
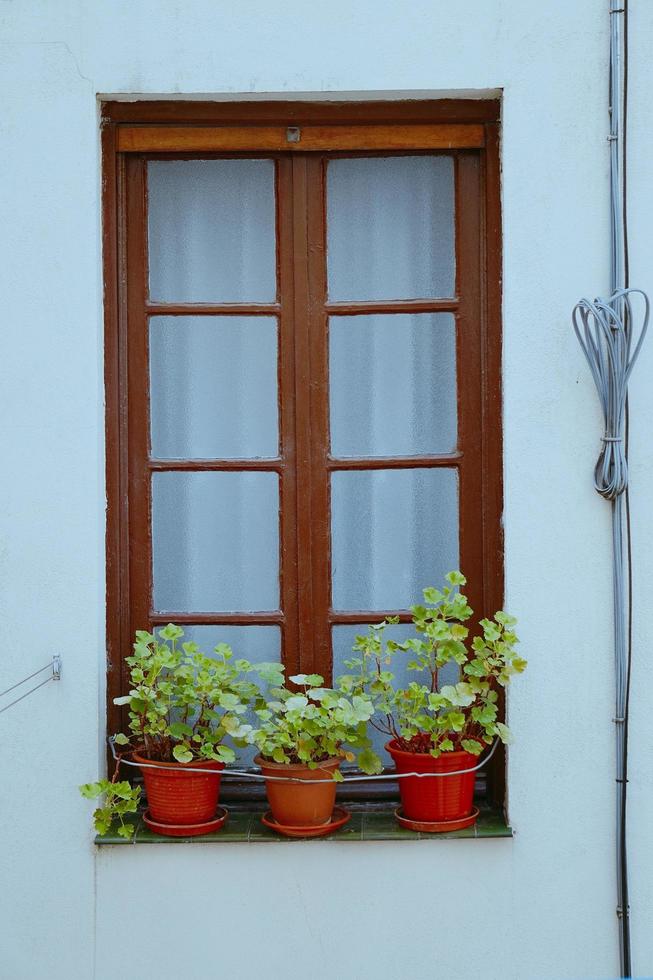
[103, 100, 503, 799]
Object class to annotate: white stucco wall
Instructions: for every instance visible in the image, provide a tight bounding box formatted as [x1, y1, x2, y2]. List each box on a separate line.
[1, 2, 652, 978]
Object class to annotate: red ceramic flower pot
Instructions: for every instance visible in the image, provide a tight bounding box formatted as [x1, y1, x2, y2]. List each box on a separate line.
[255, 755, 341, 827]
[386, 740, 478, 823]
[133, 752, 224, 825]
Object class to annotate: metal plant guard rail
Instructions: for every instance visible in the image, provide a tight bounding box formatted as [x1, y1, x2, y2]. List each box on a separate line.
[109, 735, 499, 784]
[0, 657, 62, 715]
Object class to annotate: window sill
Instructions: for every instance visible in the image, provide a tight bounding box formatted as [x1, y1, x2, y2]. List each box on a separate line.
[95, 803, 511, 844]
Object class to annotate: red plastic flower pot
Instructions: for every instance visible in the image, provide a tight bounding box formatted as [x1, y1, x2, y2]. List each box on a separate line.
[255, 755, 341, 827]
[133, 753, 224, 826]
[386, 740, 478, 823]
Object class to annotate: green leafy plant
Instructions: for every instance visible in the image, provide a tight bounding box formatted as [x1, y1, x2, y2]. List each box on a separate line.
[79, 779, 141, 839]
[80, 625, 268, 836]
[338, 571, 526, 769]
[113, 624, 261, 765]
[250, 667, 382, 779]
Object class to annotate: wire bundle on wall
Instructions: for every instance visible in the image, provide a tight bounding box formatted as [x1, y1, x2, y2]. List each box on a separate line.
[571, 2, 649, 976]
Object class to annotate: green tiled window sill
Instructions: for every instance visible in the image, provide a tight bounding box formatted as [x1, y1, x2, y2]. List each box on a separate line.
[95, 804, 512, 844]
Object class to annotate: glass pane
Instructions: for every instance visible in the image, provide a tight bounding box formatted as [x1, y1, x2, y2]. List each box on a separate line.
[148, 160, 276, 303]
[168, 624, 281, 768]
[331, 468, 459, 610]
[329, 313, 456, 457]
[327, 156, 455, 301]
[149, 316, 278, 460]
[332, 623, 459, 767]
[152, 472, 279, 612]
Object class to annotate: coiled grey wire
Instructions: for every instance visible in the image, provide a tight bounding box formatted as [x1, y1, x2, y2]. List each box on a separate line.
[572, 290, 648, 501]
[572, 290, 648, 976]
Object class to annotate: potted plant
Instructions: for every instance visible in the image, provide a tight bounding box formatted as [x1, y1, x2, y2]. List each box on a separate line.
[250, 667, 381, 837]
[80, 624, 259, 837]
[338, 571, 526, 832]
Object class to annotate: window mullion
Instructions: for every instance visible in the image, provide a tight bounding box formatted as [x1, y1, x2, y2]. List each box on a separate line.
[124, 154, 152, 715]
[304, 155, 332, 680]
[455, 153, 484, 622]
[288, 155, 317, 675]
[289, 155, 332, 679]
[277, 157, 301, 676]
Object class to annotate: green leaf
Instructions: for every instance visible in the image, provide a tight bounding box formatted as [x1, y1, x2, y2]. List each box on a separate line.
[495, 610, 517, 627]
[461, 739, 483, 756]
[168, 721, 193, 739]
[289, 673, 324, 687]
[440, 684, 475, 707]
[79, 782, 105, 800]
[221, 714, 242, 735]
[495, 722, 514, 744]
[159, 624, 184, 641]
[113, 733, 130, 746]
[284, 694, 309, 712]
[446, 711, 466, 732]
[94, 809, 113, 836]
[357, 748, 383, 775]
[112, 781, 138, 801]
[422, 587, 444, 604]
[218, 692, 240, 710]
[256, 662, 286, 685]
[472, 704, 497, 725]
[172, 744, 193, 764]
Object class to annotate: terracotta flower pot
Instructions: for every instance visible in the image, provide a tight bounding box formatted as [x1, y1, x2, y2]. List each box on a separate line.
[386, 740, 478, 824]
[133, 752, 224, 826]
[255, 755, 341, 827]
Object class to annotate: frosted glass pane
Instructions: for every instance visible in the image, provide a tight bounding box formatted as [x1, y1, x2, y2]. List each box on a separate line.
[331, 468, 459, 610]
[158, 625, 281, 767]
[148, 160, 276, 303]
[149, 316, 278, 459]
[174, 624, 281, 662]
[332, 623, 458, 766]
[327, 156, 455, 301]
[152, 472, 279, 612]
[329, 313, 457, 456]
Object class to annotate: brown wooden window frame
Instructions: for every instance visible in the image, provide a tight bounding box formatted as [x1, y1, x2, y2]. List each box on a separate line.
[102, 98, 504, 803]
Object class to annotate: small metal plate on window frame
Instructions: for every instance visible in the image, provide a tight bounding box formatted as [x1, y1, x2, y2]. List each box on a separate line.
[286, 127, 301, 143]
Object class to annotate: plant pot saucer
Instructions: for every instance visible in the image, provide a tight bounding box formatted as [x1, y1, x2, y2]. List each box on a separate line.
[143, 806, 228, 837]
[394, 805, 479, 834]
[261, 805, 351, 838]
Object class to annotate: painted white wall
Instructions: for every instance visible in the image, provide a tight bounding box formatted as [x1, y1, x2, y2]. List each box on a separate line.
[1, 1, 652, 978]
